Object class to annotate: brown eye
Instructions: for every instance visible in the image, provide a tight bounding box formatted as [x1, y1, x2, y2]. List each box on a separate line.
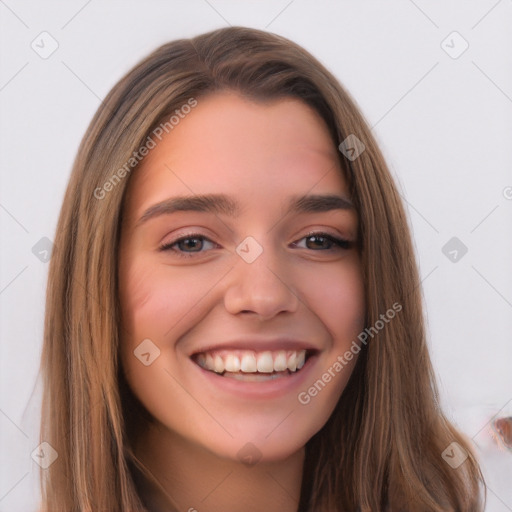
[159, 234, 217, 257]
[305, 235, 334, 250]
[293, 232, 351, 251]
[177, 237, 204, 252]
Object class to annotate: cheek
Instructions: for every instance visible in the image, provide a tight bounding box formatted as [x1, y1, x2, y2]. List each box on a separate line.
[293, 256, 365, 415]
[118, 255, 232, 347]
[301, 256, 365, 342]
[118, 257, 222, 415]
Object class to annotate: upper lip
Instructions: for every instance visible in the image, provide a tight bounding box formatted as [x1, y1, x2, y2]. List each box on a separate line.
[189, 338, 320, 356]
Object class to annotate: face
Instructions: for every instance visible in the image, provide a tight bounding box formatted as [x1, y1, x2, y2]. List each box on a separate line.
[118, 91, 365, 463]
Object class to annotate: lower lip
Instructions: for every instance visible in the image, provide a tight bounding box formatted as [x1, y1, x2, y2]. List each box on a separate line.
[190, 354, 319, 400]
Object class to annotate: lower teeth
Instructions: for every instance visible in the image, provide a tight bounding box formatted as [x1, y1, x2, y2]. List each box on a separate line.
[221, 370, 291, 381]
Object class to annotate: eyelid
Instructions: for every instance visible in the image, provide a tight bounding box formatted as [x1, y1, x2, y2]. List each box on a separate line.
[158, 232, 218, 253]
[159, 229, 353, 259]
[158, 228, 355, 258]
[293, 230, 352, 250]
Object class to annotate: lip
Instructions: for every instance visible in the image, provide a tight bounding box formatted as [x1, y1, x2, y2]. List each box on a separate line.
[189, 338, 319, 357]
[189, 350, 319, 400]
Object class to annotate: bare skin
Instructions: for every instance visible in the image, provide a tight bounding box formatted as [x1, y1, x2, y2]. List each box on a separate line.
[118, 91, 365, 512]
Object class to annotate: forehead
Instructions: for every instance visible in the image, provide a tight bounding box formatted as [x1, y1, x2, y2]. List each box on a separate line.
[123, 91, 348, 219]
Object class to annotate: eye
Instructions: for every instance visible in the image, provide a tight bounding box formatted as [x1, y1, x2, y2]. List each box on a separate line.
[292, 232, 352, 251]
[159, 234, 218, 257]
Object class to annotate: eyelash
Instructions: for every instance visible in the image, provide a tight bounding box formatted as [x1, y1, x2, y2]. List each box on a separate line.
[159, 231, 352, 258]
[295, 231, 352, 251]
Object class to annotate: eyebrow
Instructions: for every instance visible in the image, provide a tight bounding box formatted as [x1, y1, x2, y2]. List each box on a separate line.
[136, 193, 354, 226]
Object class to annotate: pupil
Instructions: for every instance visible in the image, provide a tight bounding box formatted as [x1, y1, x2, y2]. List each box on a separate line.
[180, 238, 202, 251]
[307, 236, 329, 249]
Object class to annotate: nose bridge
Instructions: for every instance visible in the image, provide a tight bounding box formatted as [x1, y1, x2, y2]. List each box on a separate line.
[223, 236, 298, 318]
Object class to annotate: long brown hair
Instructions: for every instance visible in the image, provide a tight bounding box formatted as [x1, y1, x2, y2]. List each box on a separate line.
[39, 26, 485, 511]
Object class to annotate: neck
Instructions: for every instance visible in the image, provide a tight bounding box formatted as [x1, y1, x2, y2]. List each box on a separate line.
[133, 421, 305, 512]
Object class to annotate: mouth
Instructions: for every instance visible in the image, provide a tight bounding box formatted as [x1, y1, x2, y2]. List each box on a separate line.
[191, 349, 315, 382]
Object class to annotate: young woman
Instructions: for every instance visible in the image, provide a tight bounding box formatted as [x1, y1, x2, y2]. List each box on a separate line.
[38, 26, 485, 511]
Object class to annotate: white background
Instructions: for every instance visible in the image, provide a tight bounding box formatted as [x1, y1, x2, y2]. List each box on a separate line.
[1, 1, 511, 510]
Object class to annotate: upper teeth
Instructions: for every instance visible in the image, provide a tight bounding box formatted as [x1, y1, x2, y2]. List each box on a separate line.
[195, 350, 307, 374]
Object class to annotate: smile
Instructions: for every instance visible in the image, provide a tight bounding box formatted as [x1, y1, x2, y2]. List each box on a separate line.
[192, 349, 310, 382]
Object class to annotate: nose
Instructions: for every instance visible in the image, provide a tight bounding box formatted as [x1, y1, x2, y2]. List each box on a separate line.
[223, 243, 299, 320]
